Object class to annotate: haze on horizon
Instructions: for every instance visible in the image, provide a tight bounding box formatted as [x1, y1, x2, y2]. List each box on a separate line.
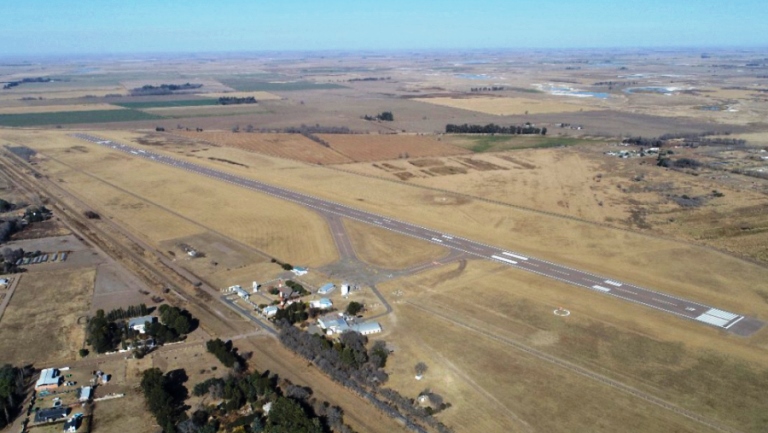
[1, 0, 767, 57]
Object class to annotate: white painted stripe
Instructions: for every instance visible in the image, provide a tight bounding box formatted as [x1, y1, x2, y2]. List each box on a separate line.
[591, 285, 611, 292]
[724, 316, 745, 329]
[442, 235, 453, 239]
[491, 255, 517, 265]
[695, 314, 730, 327]
[604, 280, 623, 287]
[431, 238, 443, 243]
[502, 252, 528, 261]
[704, 308, 738, 321]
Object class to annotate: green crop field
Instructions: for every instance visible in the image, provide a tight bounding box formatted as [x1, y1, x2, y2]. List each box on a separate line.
[114, 99, 220, 109]
[0, 109, 162, 126]
[219, 79, 346, 92]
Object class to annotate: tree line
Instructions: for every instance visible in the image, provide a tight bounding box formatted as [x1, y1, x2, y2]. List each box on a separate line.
[205, 338, 246, 371]
[87, 304, 195, 353]
[188, 340, 358, 433]
[129, 83, 203, 96]
[0, 364, 28, 429]
[2, 77, 53, 90]
[445, 123, 547, 135]
[218, 96, 257, 105]
[362, 111, 394, 122]
[469, 86, 505, 92]
[278, 323, 452, 433]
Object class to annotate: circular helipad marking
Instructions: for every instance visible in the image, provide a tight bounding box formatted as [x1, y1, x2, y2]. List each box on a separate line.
[554, 308, 571, 317]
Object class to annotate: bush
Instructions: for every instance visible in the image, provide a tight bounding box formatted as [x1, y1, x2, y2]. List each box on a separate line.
[281, 263, 294, 271]
[79, 348, 89, 358]
[346, 302, 364, 316]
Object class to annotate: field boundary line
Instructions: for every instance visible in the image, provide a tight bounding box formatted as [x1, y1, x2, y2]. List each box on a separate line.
[403, 301, 743, 433]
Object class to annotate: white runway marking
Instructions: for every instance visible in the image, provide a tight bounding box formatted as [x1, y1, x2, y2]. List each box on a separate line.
[591, 285, 611, 292]
[502, 252, 528, 261]
[491, 255, 517, 265]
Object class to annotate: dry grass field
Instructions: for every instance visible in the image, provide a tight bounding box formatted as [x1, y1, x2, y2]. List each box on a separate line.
[34, 130, 767, 319]
[0, 103, 123, 114]
[343, 219, 449, 269]
[316, 133, 471, 162]
[142, 104, 271, 117]
[175, 131, 353, 164]
[379, 259, 768, 432]
[0, 88, 127, 101]
[413, 96, 602, 115]
[0, 269, 95, 365]
[198, 91, 283, 100]
[25, 136, 338, 268]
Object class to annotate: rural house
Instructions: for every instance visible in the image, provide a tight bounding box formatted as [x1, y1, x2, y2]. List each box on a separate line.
[35, 368, 62, 391]
[128, 316, 155, 334]
[310, 298, 333, 310]
[317, 283, 335, 295]
[34, 407, 68, 423]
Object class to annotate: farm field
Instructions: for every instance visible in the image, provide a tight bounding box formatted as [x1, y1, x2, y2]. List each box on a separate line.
[141, 104, 271, 118]
[413, 96, 603, 115]
[343, 219, 449, 269]
[0, 103, 123, 114]
[175, 131, 353, 164]
[198, 91, 283, 100]
[0, 268, 95, 365]
[315, 133, 471, 162]
[445, 134, 605, 152]
[0, 109, 161, 126]
[114, 99, 220, 109]
[379, 260, 768, 433]
[217, 78, 346, 92]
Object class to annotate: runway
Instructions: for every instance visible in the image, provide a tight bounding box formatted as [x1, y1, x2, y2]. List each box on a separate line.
[71, 133, 763, 336]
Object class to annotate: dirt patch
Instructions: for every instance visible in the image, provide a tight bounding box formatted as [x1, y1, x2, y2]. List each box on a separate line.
[394, 172, 416, 181]
[497, 155, 538, 169]
[455, 157, 507, 171]
[409, 159, 444, 168]
[429, 166, 468, 175]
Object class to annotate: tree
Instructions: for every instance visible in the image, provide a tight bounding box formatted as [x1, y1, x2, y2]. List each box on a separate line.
[415, 362, 428, 379]
[79, 348, 89, 358]
[345, 302, 364, 316]
[266, 396, 323, 433]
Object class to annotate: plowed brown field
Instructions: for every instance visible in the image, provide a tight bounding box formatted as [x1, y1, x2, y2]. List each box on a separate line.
[176, 131, 353, 164]
[317, 134, 470, 162]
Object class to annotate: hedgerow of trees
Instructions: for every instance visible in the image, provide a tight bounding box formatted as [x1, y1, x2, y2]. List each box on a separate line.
[130, 83, 202, 96]
[140, 368, 189, 433]
[0, 247, 24, 274]
[206, 339, 245, 370]
[87, 304, 195, 353]
[445, 123, 546, 135]
[0, 364, 27, 429]
[278, 323, 452, 433]
[362, 111, 394, 122]
[218, 96, 257, 105]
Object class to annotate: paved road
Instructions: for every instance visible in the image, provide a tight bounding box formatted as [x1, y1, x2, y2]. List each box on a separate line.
[72, 134, 763, 336]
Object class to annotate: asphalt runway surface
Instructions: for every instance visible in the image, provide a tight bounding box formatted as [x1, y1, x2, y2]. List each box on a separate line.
[71, 133, 763, 336]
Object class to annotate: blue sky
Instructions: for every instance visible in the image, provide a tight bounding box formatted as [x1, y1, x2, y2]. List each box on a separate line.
[1, 0, 766, 56]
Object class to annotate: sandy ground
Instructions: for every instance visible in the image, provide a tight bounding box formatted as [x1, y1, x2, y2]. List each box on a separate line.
[142, 104, 271, 117]
[317, 133, 470, 162]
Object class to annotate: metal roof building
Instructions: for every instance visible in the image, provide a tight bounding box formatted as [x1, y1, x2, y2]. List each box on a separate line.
[310, 298, 333, 310]
[35, 368, 61, 390]
[350, 322, 382, 335]
[128, 316, 155, 334]
[317, 283, 335, 295]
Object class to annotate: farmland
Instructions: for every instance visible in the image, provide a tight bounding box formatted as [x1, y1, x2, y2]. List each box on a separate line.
[0, 109, 161, 126]
[114, 99, 220, 109]
[0, 103, 123, 114]
[0, 268, 95, 365]
[176, 131, 353, 164]
[316, 133, 471, 162]
[413, 96, 603, 116]
[218, 78, 346, 91]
